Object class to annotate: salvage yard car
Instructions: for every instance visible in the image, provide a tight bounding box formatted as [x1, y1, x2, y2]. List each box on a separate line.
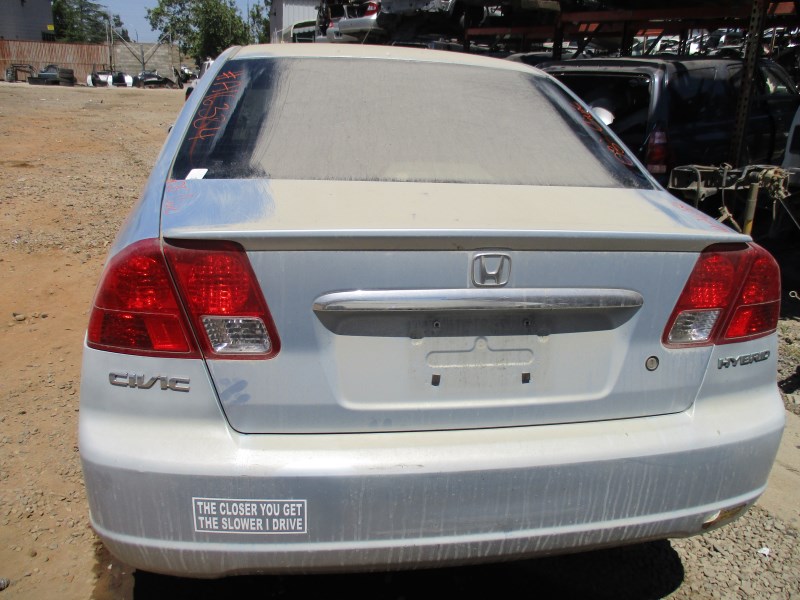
[326, 1, 384, 43]
[80, 45, 785, 577]
[542, 57, 800, 182]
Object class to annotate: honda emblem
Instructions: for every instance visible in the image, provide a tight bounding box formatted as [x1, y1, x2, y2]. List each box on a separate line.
[472, 253, 511, 287]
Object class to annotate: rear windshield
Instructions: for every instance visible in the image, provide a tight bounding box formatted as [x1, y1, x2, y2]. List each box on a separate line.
[172, 57, 651, 188]
[668, 67, 736, 126]
[550, 72, 651, 151]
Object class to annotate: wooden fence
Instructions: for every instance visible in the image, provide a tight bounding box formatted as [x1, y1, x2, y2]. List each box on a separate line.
[1, 39, 187, 85]
[0, 40, 108, 83]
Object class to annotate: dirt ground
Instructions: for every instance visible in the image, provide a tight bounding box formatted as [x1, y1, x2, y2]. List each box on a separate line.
[0, 81, 798, 600]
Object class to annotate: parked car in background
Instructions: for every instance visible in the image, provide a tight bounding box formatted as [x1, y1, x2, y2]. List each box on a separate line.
[542, 57, 800, 181]
[773, 44, 800, 85]
[316, 1, 348, 38]
[783, 105, 800, 187]
[80, 44, 784, 578]
[327, 1, 384, 43]
[707, 29, 745, 51]
[87, 68, 133, 87]
[133, 70, 179, 89]
[27, 64, 75, 86]
[184, 58, 215, 101]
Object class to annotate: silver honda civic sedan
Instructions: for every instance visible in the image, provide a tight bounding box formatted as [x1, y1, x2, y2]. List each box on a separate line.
[79, 44, 785, 577]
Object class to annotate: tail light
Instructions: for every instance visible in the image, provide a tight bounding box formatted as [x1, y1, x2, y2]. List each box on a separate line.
[663, 243, 780, 347]
[645, 126, 668, 175]
[87, 239, 280, 359]
[364, 2, 380, 16]
[164, 240, 280, 359]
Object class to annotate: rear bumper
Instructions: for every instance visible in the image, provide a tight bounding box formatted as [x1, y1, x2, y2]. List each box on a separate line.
[80, 384, 784, 577]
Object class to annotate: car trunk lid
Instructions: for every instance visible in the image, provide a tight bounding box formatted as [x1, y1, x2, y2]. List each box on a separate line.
[161, 179, 744, 434]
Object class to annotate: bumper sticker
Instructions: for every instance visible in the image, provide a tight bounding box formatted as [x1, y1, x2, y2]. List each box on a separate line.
[192, 497, 307, 534]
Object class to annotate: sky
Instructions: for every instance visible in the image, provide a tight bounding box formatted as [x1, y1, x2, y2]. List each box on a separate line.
[97, 0, 262, 43]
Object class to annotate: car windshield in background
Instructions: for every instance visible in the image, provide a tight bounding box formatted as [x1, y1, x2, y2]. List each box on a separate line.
[668, 67, 738, 127]
[172, 57, 651, 189]
[551, 73, 651, 144]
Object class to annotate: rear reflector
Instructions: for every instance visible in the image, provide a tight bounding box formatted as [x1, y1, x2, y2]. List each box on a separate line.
[664, 243, 780, 347]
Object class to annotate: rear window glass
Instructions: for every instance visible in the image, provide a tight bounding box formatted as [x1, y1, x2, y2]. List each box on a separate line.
[668, 67, 735, 125]
[172, 57, 651, 188]
[550, 73, 651, 148]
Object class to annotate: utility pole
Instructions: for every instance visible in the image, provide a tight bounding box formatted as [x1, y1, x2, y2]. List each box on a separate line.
[107, 13, 114, 69]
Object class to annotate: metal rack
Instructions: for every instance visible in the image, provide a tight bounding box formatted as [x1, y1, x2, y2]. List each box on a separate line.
[668, 164, 799, 237]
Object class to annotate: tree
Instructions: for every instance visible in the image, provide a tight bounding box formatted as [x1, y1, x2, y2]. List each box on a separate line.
[52, 0, 126, 44]
[111, 14, 131, 43]
[147, 0, 251, 62]
[146, 0, 195, 55]
[249, 1, 272, 44]
[194, 0, 250, 60]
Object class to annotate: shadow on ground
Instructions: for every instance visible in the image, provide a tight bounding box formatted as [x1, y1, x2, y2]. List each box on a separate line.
[102, 540, 684, 600]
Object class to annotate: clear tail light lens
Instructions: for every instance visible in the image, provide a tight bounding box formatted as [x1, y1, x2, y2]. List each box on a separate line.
[664, 243, 780, 347]
[87, 239, 280, 359]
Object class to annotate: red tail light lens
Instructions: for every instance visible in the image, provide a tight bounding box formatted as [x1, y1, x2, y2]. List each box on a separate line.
[364, 2, 380, 15]
[164, 240, 280, 359]
[724, 251, 781, 340]
[87, 239, 281, 359]
[645, 127, 668, 175]
[88, 239, 198, 356]
[664, 243, 780, 347]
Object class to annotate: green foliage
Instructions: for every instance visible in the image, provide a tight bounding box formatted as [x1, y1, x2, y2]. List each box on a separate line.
[146, 0, 195, 54]
[147, 0, 262, 62]
[52, 0, 126, 44]
[249, 1, 272, 45]
[195, 0, 250, 60]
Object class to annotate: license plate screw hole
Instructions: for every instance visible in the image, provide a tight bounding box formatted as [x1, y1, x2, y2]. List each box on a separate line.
[521, 372, 531, 384]
[431, 374, 441, 386]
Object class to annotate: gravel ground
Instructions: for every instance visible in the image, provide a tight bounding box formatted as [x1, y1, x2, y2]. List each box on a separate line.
[0, 81, 798, 599]
[772, 241, 800, 418]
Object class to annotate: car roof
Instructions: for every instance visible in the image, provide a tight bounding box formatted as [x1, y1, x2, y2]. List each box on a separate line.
[541, 56, 746, 71]
[230, 44, 544, 75]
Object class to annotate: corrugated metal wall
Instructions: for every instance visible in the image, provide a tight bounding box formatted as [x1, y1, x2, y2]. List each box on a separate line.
[0, 40, 107, 82]
[272, 0, 319, 42]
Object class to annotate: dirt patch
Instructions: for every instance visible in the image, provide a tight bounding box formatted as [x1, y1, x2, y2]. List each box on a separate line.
[0, 82, 182, 599]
